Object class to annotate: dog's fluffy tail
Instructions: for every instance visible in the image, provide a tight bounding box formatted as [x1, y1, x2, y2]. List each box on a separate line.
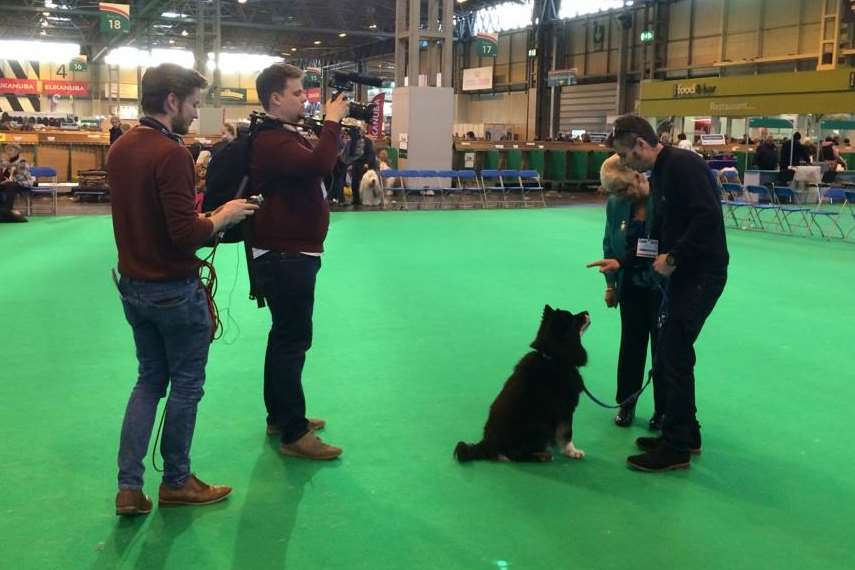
[454, 440, 498, 463]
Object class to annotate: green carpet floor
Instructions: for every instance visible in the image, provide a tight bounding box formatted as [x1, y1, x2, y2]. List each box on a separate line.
[1, 208, 853, 570]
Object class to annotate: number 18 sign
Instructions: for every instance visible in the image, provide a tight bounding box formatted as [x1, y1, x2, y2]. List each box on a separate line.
[100, 3, 130, 33]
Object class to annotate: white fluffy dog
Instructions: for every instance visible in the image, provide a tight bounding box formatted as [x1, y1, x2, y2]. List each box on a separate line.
[359, 169, 385, 207]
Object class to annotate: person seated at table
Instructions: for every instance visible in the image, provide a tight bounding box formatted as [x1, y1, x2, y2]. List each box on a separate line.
[0, 143, 33, 222]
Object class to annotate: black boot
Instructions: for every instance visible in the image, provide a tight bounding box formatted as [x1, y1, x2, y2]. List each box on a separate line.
[614, 405, 635, 427]
[627, 444, 691, 472]
[648, 412, 664, 431]
[636, 435, 701, 455]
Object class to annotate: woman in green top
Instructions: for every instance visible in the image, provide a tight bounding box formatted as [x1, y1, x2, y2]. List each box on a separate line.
[587, 154, 665, 430]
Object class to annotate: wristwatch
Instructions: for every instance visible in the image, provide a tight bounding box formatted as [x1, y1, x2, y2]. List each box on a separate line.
[665, 253, 677, 267]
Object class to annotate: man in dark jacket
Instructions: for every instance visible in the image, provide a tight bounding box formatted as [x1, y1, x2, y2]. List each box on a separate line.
[780, 132, 811, 170]
[250, 63, 348, 460]
[754, 137, 778, 170]
[610, 114, 729, 473]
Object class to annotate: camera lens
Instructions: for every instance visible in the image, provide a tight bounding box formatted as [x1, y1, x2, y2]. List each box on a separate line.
[347, 102, 376, 123]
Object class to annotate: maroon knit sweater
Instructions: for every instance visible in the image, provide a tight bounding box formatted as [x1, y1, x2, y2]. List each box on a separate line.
[249, 121, 341, 253]
[107, 125, 213, 281]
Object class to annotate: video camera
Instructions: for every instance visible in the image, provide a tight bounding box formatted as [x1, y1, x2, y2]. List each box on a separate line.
[328, 71, 383, 123]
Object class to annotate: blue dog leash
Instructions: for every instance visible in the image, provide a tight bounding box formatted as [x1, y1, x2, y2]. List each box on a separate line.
[581, 278, 670, 410]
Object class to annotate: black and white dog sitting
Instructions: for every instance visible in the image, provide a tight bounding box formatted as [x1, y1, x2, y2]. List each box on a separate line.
[455, 305, 590, 463]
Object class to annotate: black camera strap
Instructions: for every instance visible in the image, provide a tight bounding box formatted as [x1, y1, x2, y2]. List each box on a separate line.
[138, 116, 183, 143]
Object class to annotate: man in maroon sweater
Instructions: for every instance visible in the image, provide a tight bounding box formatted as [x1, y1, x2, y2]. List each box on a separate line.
[109, 64, 258, 515]
[250, 63, 347, 459]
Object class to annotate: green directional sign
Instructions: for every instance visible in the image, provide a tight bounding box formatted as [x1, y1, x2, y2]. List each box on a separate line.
[475, 33, 498, 58]
[70, 60, 88, 72]
[100, 3, 130, 34]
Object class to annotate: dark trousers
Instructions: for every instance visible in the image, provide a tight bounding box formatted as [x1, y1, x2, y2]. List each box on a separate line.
[657, 271, 727, 451]
[0, 181, 23, 211]
[253, 252, 321, 444]
[616, 277, 665, 413]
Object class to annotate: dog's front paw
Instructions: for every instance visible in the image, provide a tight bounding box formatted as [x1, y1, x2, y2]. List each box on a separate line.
[563, 442, 585, 459]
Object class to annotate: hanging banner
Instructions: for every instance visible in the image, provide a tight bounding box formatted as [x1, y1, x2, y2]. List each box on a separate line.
[474, 33, 499, 58]
[462, 66, 494, 91]
[306, 88, 321, 104]
[0, 78, 39, 94]
[206, 87, 247, 104]
[100, 3, 131, 33]
[42, 80, 90, 97]
[368, 93, 385, 137]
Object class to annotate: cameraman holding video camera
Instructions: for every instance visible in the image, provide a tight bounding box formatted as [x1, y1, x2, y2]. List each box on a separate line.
[249, 63, 348, 460]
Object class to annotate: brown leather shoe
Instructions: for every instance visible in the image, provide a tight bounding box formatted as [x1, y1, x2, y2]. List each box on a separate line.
[116, 489, 152, 516]
[266, 418, 326, 436]
[280, 432, 342, 460]
[158, 474, 232, 507]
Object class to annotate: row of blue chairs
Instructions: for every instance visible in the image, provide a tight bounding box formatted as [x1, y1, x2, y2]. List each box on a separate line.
[378, 169, 545, 209]
[720, 183, 855, 239]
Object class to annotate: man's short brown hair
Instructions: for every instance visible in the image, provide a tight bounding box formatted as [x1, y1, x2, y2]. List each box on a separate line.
[255, 63, 303, 111]
[610, 114, 658, 148]
[140, 63, 207, 116]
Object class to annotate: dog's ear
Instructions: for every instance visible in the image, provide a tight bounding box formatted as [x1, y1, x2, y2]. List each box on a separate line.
[543, 304, 554, 315]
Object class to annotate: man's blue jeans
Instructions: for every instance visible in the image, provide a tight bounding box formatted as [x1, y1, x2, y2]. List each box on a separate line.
[116, 276, 212, 490]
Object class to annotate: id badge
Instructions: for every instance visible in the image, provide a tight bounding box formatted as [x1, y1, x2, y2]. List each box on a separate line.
[636, 238, 659, 259]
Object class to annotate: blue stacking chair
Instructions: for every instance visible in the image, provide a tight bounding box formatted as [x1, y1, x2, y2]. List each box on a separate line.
[394, 170, 423, 210]
[517, 170, 546, 208]
[496, 170, 523, 207]
[453, 170, 485, 208]
[746, 185, 786, 233]
[411, 170, 442, 209]
[721, 183, 757, 229]
[27, 166, 60, 215]
[810, 187, 846, 239]
[433, 170, 458, 208]
[379, 169, 403, 208]
[844, 191, 855, 239]
[479, 169, 507, 208]
[773, 187, 814, 236]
